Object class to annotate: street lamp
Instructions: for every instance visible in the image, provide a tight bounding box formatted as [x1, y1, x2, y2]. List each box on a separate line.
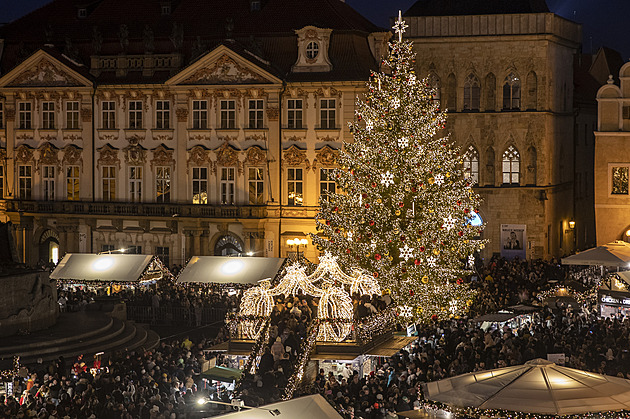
[286, 237, 308, 260]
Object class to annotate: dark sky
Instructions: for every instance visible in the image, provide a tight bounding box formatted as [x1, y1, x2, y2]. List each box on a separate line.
[1, 0, 629, 59]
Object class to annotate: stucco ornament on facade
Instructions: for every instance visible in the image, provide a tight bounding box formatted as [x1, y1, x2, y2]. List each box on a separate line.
[244, 146, 267, 166]
[8, 58, 83, 87]
[37, 142, 61, 171]
[62, 145, 83, 166]
[151, 144, 175, 170]
[97, 144, 120, 168]
[123, 144, 146, 165]
[282, 145, 310, 170]
[312, 146, 338, 170]
[215, 142, 241, 173]
[15, 144, 34, 164]
[187, 145, 210, 173]
[181, 54, 267, 85]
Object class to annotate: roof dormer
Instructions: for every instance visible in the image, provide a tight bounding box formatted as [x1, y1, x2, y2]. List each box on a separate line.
[291, 26, 332, 73]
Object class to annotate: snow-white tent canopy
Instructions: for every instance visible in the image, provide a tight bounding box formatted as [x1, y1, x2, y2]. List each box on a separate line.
[211, 394, 343, 419]
[562, 240, 630, 267]
[176, 256, 287, 284]
[51, 253, 168, 283]
[422, 358, 630, 415]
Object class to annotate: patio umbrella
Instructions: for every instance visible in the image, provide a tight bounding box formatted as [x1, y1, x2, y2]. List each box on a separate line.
[422, 358, 630, 415]
[562, 241, 630, 267]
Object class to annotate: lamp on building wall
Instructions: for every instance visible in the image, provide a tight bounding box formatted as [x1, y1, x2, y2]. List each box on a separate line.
[568, 220, 575, 230]
[286, 237, 308, 259]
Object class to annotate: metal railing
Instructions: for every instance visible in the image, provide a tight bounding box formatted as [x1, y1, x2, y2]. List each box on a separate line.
[126, 305, 228, 325]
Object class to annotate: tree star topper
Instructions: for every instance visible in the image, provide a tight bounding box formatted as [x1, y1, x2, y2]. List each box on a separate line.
[393, 10, 408, 43]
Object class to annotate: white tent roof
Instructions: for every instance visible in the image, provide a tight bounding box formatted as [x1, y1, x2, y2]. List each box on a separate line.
[50, 253, 163, 282]
[562, 241, 630, 267]
[422, 358, 630, 415]
[210, 394, 343, 419]
[176, 256, 287, 284]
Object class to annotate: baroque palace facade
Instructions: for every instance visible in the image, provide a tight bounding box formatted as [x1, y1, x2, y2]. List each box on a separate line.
[0, 0, 600, 265]
[0, 0, 389, 265]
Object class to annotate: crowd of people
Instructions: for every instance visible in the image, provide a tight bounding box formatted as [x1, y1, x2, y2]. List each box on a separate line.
[8, 255, 627, 418]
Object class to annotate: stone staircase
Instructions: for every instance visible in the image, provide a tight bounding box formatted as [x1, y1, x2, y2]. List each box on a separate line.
[0, 312, 160, 365]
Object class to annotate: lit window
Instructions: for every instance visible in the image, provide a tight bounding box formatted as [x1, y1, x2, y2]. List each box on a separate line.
[612, 167, 630, 195]
[156, 166, 171, 203]
[287, 168, 303, 206]
[502, 146, 520, 185]
[192, 167, 208, 204]
[66, 165, 80, 200]
[102, 166, 116, 200]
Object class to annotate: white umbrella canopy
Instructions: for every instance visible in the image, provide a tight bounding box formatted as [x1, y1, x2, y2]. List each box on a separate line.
[562, 241, 630, 267]
[422, 359, 630, 415]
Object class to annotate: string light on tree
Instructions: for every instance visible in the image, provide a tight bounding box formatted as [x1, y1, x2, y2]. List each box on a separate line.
[311, 12, 486, 322]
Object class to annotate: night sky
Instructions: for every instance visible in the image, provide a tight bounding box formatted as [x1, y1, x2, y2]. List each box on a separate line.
[1, 0, 629, 59]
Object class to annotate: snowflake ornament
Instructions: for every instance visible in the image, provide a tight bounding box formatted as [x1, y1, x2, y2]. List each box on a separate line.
[399, 305, 413, 318]
[426, 256, 437, 267]
[381, 171, 395, 187]
[449, 300, 459, 314]
[399, 244, 414, 261]
[366, 119, 374, 132]
[391, 97, 400, 110]
[442, 215, 457, 231]
[398, 136, 409, 148]
[347, 231, 353, 240]
[467, 254, 475, 269]
[434, 174, 445, 185]
[371, 240, 377, 250]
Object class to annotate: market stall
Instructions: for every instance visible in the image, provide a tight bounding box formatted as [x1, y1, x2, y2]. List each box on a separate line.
[561, 240, 630, 267]
[176, 256, 287, 285]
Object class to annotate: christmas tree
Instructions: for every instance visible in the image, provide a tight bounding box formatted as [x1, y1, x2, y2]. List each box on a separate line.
[311, 13, 486, 323]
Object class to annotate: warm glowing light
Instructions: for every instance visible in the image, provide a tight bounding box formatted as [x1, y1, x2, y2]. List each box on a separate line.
[221, 260, 245, 275]
[93, 257, 114, 271]
[568, 220, 575, 229]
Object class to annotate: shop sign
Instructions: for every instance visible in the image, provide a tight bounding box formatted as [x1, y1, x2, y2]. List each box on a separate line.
[600, 294, 630, 306]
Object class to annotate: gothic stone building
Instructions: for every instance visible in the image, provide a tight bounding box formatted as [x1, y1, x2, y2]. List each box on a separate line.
[0, 0, 389, 266]
[404, 0, 592, 259]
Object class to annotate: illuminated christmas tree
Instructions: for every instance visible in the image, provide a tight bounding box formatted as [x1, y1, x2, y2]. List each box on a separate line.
[312, 13, 486, 323]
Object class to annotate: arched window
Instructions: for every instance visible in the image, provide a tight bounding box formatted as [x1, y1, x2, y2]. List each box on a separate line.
[463, 145, 479, 185]
[502, 146, 520, 185]
[428, 73, 441, 101]
[485, 73, 496, 111]
[526, 71, 537, 110]
[502, 72, 521, 110]
[214, 234, 243, 256]
[446, 73, 456, 111]
[463, 74, 480, 111]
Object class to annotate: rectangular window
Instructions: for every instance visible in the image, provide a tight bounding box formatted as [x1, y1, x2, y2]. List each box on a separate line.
[19, 102, 32, 129]
[128, 100, 143, 129]
[129, 166, 143, 202]
[156, 166, 171, 203]
[102, 101, 116, 129]
[102, 166, 116, 200]
[221, 167, 235, 205]
[220, 100, 236, 129]
[155, 100, 170, 129]
[66, 165, 80, 200]
[102, 244, 115, 253]
[248, 99, 264, 129]
[248, 167, 264, 204]
[127, 245, 142, 254]
[287, 168, 303, 206]
[42, 101, 55, 129]
[192, 167, 208, 204]
[320, 168, 336, 201]
[43, 165, 55, 201]
[66, 101, 79, 129]
[0, 165, 4, 198]
[612, 166, 629, 195]
[0, 102, 4, 129]
[287, 99, 303, 129]
[320, 99, 336, 129]
[156, 246, 170, 267]
[18, 165, 32, 199]
[192, 100, 208, 129]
